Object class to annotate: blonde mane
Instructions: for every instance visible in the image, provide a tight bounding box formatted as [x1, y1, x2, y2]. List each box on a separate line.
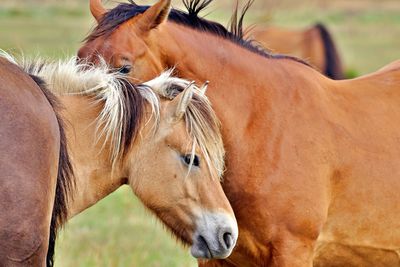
[0, 51, 225, 178]
[145, 70, 225, 177]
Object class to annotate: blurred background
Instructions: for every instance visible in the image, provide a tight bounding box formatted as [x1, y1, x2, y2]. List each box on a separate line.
[1, 0, 399, 266]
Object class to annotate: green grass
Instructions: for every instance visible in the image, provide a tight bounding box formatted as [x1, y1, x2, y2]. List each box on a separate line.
[1, 0, 400, 266]
[56, 187, 196, 267]
[0, 4, 91, 57]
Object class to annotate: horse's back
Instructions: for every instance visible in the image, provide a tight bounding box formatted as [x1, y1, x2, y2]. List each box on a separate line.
[377, 59, 400, 74]
[340, 59, 400, 96]
[0, 58, 59, 266]
[313, 60, 400, 266]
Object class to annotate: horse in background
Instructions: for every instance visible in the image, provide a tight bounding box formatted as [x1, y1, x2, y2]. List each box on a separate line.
[1, 53, 238, 265]
[0, 55, 73, 266]
[79, 0, 400, 266]
[250, 23, 344, 79]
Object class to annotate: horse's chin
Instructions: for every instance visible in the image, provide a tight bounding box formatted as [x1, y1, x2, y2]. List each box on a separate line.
[149, 208, 194, 246]
[190, 240, 213, 259]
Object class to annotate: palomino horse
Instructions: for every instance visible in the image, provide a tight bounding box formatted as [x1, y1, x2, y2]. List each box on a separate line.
[3, 54, 238, 264]
[0, 55, 73, 266]
[250, 24, 344, 79]
[78, 0, 400, 266]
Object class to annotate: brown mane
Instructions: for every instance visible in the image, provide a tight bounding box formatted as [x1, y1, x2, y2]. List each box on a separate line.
[84, 0, 309, 66]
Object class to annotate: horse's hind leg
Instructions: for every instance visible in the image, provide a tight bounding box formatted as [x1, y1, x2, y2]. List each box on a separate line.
[0, 169, 56, 267]
[0, 191, 52, 266]
[1, 240, 46, 267]
[0, 114, 59, 267]
[0, 56, 60, 267]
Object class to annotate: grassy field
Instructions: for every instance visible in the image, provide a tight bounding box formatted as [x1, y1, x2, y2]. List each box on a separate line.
[56, 187, 195, 267]
[1, 0, 400, 266]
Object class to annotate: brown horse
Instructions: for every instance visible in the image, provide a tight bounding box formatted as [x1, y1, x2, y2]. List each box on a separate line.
[6, 55, 238, 263]
[0, 55, 73, 266]
[78, 0, 400, 266]
[250, 23, 344, 79]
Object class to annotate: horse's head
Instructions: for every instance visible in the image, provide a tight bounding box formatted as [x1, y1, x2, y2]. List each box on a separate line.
[123, 78, 237, 259]
[78, 0, 176, 82]
[78, 0, 237, 257]
[10, 51, 237, 259]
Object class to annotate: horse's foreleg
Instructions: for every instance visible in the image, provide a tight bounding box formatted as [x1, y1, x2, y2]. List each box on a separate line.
[270, 232, 317, 267]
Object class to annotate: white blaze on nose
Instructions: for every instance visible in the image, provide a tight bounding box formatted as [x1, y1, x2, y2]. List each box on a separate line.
[191, 212, 238, 259]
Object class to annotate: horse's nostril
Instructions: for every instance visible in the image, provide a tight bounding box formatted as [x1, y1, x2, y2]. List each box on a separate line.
[222, 232, 233, 249]
[192, 213, 238, 259]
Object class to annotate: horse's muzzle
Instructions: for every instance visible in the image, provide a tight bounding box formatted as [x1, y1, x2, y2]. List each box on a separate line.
[190, 212, 238, 259]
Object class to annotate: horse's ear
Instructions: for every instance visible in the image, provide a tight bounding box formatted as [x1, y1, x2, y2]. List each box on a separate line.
[90, 0, 106, 22]
[199, 81, 209, 96]
[136, 0, 171, 32]
[170, 82, 195, 121]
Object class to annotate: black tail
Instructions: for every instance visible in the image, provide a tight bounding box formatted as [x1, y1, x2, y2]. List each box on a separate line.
[314, 23, 344, 80]
[46, 111, 73, 267]
[30, 75, 74, 267]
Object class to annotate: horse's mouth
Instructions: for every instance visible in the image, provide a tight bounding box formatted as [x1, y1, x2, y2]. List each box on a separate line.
[198, 235, 213, 259]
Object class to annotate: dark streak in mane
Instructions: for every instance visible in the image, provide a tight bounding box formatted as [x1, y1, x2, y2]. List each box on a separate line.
[84, 0, 309, 66]
[116, 79, 146, 159]
[29, 75, 74, 267]
[229, 0, 253, 40]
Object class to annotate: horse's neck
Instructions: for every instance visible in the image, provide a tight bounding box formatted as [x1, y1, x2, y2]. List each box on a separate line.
[59, 95, 125, 219]
[159, 23, 301, 133]
[160, 23, 275, 82]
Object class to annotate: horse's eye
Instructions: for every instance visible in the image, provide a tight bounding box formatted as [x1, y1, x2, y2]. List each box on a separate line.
[182, 154, 200, 167]
[118, 65, 132, 74]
